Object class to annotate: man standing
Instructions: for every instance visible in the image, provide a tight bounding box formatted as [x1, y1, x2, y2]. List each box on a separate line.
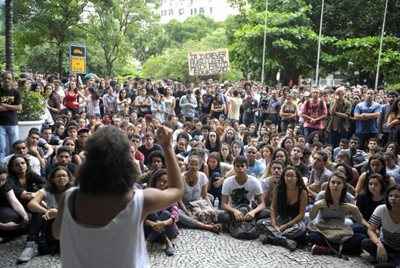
[326, 87, 352, 148]
[0, 71, 22, 160]
[353, 89, 382, 149]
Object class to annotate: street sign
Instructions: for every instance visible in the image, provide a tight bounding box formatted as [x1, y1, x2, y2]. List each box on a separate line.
[69, 44, 86, 74]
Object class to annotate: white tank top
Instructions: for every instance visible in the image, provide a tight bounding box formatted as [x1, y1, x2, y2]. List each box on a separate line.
[60, 188, 149, 268]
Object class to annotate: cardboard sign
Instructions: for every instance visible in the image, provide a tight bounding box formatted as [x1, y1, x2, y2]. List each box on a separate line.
[188, 49, 229, 76]
[69, 45, 86, 74]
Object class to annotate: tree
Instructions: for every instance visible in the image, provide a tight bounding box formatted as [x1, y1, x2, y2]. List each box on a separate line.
[15, 0, 88, 74]
[4, 0, 13, 71]
[227, 0, 318, 83]
[83, 0, 152, 76]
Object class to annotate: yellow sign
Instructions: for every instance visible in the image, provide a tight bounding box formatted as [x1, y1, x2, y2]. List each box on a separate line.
[70, 56, 86, 74]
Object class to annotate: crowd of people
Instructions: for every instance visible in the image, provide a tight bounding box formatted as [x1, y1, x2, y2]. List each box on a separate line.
[0, 71, 400, 267]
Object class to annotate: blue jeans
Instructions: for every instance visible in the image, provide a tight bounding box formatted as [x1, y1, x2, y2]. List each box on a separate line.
[0, 125, 19, 160]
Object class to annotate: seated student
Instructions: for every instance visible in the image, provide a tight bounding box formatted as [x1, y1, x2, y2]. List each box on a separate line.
[361, 185, 400, 267]
[289, 145, 309, 178]
[245, 146, 266, 179]
[356, 173, 387, 222]
[144, 169, 179, 256]
[308, 172, 369, 257]
[257, 166, 308, 251]
[307, 151, 333, 198]
[355, 154, 396, 195]
[45, 146, 78, 177]
[138, 150, 165, 185]
[206, 152, 232, 207]
[0, 167, 29, 242]
[384, 152, 400, 184]
[219, 156, 266, 224]
[261, 160, 284, 208]
[177, 154, 221, 233]
[23, 166, 74, 261]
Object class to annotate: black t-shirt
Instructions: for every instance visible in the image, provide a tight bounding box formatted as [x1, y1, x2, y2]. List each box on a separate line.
[0, 181, 12, 207]
[356, 193, 385, 221]
[0, 88, 21, 125]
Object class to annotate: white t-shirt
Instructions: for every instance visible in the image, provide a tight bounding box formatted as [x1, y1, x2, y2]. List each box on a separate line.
[182, 171, 208, 203]
[222, 175, 262, 207]
[369, 204, 400, 251]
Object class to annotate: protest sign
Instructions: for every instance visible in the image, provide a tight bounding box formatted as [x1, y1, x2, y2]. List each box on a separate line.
[188, 49, 229, 76]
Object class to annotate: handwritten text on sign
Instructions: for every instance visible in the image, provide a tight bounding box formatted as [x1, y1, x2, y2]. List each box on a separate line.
[188, 49, 229, 76]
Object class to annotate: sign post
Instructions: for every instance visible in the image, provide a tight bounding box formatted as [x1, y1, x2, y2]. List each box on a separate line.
[188, 49, 229, 77]
[69, 44, 87, 74]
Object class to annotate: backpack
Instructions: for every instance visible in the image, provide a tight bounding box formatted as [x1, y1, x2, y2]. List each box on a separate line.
[228, 205, 259, 240]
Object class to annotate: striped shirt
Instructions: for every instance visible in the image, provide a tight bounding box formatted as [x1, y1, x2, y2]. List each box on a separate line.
[369, 204, 400, 251]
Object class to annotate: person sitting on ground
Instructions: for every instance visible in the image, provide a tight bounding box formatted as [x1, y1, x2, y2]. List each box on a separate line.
[45, 146, 78, 178]
[257, 166, 308, 251]
[144, 169, 179, 256]
[356, 173, 387, 222]
[138, 150, 165, 186]
[361, 185, 400, 268]
[0, 167, 29, 243]
[355, 154, 395, 195]
[219, 156, 267, 225]
[52, 125, 184, 268]
[177, 154, 222, 234]
[1, 140, 41, 176]
[245, 146, 266, 179]
[261, 160, 284, 208]
[307, 151, 333, 198]
[22, 166, 74, 262]
[308, 171, 369, 257]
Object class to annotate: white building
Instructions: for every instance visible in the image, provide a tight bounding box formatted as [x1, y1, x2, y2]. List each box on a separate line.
[159, 0, 238, 24]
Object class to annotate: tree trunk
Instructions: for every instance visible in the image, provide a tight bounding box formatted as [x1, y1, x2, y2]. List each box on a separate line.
[5, 0, 13, 72]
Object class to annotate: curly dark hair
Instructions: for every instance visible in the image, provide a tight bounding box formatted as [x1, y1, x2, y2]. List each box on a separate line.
[46, 166, 74, 194]
[77, 126, 140, 194]
[149, 169, 168, 188]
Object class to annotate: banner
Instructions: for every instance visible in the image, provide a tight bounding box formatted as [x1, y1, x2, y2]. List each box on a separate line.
[188, 49, 229, 76]
[69, 44, 87, 74]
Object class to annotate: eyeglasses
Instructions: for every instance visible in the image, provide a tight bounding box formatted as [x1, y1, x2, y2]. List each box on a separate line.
[235, 164, 246, 168]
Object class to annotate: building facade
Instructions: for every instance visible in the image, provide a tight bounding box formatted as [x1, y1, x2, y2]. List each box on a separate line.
[160, 0, 238, 23]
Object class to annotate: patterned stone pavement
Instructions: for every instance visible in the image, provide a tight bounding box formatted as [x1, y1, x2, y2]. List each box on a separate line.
[0, 229, 372, 268]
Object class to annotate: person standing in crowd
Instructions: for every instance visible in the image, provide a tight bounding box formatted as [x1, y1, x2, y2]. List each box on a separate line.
[300, 88, 328, 139]
[326, 87, 352, 149]
[52, 125, 184, 268]
[0, 71, 22, 160]
[353, 89, 382, 149]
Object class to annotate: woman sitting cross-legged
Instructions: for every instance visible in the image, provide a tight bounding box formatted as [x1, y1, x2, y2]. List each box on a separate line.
[361, 185, 400, 268]
[26, 166, 74, 258]
[257, 166, 308, 251]
[144, 169, 179, 256]
[308, 171, 369, 258]
[0, 167, 29, 242]
[177, 154, 222, 234]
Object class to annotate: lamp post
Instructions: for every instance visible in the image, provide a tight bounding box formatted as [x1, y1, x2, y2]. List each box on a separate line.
[375, 0, 389, 90]
[261, 0, 268, 84]
[315, 0, 325, 87]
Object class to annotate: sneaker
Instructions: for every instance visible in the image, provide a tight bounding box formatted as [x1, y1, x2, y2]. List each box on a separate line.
[17, 241, 37, 263]
[311, 244, 332, 255]
[164, 244, 175, 256]
[261, 235, 274, 245]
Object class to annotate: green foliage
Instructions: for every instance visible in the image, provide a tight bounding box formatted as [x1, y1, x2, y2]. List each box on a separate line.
[18, 90, 45, 121]
[141, 27, 242, 82]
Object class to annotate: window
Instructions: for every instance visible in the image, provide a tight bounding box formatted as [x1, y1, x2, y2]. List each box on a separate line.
[179, 8, 184, 15]
[168, 9, 174, 16]
[199, 7, 204, 14]
[209, 7, 213, 14]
